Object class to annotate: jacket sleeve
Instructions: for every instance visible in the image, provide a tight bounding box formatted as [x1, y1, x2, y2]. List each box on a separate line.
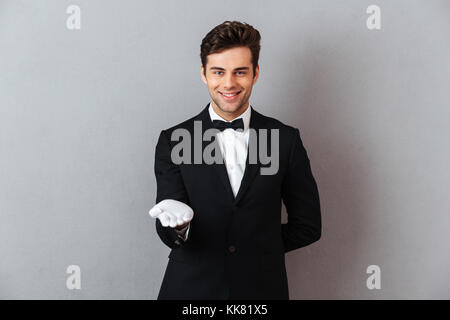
[174, 223, 190, 241]
[154, 129, 191, 249]
[281, 128, 322, 253]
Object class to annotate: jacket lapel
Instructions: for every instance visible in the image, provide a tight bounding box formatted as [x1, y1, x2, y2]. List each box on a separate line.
[195, 103, 266, 206]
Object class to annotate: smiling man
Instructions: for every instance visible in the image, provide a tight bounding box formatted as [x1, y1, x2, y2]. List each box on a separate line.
[149, 21, 322, 300]
[201, 45, 258, 121]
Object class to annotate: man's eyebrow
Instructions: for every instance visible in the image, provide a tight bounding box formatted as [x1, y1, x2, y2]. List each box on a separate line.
[209, 66, 250, 71]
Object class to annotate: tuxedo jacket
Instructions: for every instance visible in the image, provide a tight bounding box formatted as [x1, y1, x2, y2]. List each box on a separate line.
[154, 103, 321, 300]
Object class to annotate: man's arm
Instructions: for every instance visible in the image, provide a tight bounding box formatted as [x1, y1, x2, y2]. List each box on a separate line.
[154, 129, 191, 248]
[281, 128, 322, 253]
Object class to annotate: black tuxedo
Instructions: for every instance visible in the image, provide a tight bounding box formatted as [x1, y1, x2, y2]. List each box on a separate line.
[154, 103, 321, 300]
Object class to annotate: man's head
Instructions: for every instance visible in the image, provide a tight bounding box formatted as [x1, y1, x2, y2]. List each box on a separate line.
[200, 21, 261, 121]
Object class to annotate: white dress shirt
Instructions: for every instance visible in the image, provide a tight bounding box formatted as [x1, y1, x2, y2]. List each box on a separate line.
[208, 102, 251, 198]
[175, 102, 252, 242]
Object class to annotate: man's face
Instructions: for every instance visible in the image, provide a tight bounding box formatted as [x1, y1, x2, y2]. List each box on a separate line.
[201, 46, 259, 121]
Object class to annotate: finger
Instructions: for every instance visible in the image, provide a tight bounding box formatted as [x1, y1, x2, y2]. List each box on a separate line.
[163, 211, 176, 228]
[184, 209, 194, 219]
[167, 209, 187, 227]
[159, 213, 170, 227]
[149, 206, 163, 218]
[169, 214, 178, 228]
[176, 217, 185, 226]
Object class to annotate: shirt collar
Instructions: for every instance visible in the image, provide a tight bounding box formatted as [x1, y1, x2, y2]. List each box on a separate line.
[208, 102, 251, 132]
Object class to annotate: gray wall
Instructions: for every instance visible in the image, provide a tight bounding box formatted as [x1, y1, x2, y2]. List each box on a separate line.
[1, 0, 449, 299]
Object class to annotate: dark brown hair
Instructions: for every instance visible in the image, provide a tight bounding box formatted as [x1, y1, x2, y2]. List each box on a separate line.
[200, 21, 261, 78]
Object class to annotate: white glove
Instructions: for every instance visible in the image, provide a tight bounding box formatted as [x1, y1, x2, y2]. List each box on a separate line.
[149, 199, 194, 228]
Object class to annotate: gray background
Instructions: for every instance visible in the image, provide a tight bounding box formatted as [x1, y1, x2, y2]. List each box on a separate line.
[1, 0, 449, 299]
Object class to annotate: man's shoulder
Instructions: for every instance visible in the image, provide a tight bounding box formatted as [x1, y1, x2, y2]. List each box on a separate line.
[164, 116, 198, 132]
[160, 111, 202, 136]
[255, 109, 299, 135]
[253, 110, 302, 153]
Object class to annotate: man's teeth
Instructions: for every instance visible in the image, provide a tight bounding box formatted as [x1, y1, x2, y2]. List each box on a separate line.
[222, 92, 239, 96]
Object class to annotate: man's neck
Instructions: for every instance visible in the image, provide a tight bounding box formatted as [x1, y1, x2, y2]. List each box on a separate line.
[211, 102, 249, 122]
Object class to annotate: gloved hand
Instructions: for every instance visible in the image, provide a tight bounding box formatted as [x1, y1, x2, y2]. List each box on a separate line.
[149, 199, 194, 229]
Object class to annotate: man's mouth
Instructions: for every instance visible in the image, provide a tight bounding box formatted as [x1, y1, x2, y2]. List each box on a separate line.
[219, 91, 241, 100]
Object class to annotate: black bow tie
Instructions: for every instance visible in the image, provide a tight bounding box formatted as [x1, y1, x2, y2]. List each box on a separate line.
[212, 118, 244, 132]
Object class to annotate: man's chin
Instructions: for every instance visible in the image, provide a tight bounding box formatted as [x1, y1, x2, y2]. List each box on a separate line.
[221, 107, 241, 115]
[219, 101, 242, 111]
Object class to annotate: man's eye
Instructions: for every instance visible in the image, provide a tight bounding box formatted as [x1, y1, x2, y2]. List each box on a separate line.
[213, 71, 245, 75]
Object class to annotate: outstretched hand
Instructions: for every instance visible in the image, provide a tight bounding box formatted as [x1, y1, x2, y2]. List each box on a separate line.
[149, 199, 193, 229]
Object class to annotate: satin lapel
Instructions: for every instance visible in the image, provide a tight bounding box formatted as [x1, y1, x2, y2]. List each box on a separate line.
[233, 106, 264, 205]
[197, 103, 235, 203]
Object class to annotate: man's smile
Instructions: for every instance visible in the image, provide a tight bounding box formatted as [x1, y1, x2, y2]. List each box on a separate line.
[219, 91, 241, 100]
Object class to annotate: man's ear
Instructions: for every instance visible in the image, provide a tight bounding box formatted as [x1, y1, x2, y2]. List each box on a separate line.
[200, 65, 207, 84]
[253, 64, 260, 84]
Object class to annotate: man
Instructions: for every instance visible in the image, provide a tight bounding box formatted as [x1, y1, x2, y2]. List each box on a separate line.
[149, 21, 321, 300]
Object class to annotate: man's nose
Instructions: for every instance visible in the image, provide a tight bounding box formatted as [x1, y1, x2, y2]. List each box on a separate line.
[223, 73, 237, 89]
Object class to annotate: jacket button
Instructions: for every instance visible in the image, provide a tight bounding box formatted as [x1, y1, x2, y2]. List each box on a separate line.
[228, 245, 236, 253]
